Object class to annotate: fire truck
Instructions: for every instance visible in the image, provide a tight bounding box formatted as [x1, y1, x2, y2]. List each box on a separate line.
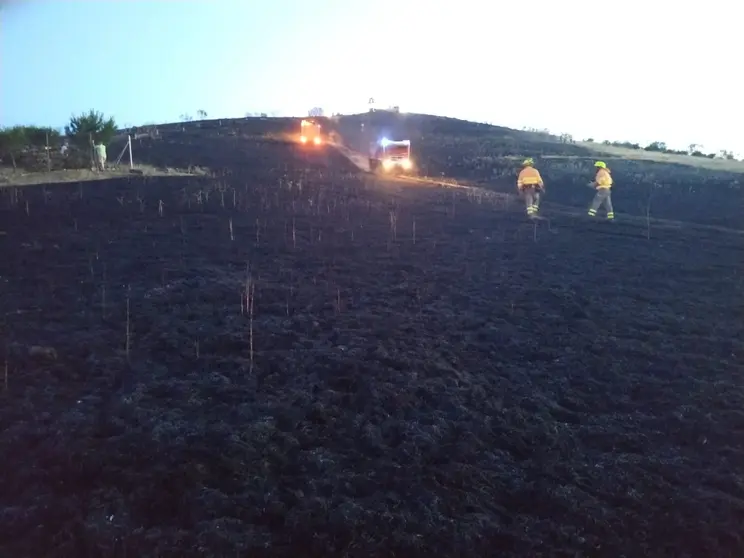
[369, 137, 413, 173]
[299, 119, 322, 145]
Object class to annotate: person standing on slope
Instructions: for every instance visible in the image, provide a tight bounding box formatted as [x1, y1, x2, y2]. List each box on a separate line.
[94, 141, 107, 172]
[587, 161, 614, 220]
[517, 158, 545, 218]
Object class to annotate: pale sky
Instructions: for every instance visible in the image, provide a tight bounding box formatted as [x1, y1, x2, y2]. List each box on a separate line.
[1, 0, 741, 156]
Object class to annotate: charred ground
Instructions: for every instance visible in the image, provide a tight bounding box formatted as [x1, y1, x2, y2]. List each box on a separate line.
[1, 116, 743, 557]
[331, 111, 744, 231]
[132, 112, 744, 231]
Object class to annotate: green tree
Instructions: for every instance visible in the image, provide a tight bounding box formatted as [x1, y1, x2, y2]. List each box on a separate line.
[24, 126, 62, 148]
[0, 126, 28, 169]
[719, 150, 735, 160]
[65, 109, 116, 147]
[644, 141, 667, 152]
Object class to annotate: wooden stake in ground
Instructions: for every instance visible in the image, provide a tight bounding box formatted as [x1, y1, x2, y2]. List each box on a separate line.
[246, 276, 256, 373]
[646, 185, 654, 240]
[101, 263, 107, 317]
[125, 285, 131, 361]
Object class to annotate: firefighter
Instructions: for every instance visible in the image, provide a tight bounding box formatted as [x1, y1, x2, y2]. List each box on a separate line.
[587, 161, 614, 220]
[517, 158, 544, 217]
[94, 141, 107, 171]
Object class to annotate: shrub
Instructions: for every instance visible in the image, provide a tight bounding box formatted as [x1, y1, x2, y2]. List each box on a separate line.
[0, 126, 64, 171]
[0, 126, 28, 168]
[26, 126, 62, 148]
[65, 109, 116, 147]
[644, 141, 667, 152]
[611, 141, 641, 150]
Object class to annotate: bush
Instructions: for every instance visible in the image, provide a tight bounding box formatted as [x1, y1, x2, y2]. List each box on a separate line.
[65, 109, 116, 147]
[611, 141, 641, 150]
[644, 141, 667, 152]
[0, 126, 28, 168]
[25, 126, 62, 148]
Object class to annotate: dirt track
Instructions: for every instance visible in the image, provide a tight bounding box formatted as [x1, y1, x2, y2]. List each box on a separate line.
[1, 138, 743, 557]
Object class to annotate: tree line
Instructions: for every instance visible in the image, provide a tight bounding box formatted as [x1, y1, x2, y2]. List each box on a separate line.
[0, 110, 116, 170]
[3, 111, 739, 172]
[584, 139, 737, 160]
[531, 129, 738, 161]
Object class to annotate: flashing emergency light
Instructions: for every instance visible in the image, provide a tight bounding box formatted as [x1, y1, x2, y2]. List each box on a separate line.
[380, 137, 391, 147]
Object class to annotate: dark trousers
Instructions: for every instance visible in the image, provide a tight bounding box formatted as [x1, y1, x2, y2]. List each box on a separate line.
[520, 186, 541, 216]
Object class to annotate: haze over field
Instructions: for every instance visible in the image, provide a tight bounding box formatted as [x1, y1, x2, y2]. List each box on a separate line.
[1, 0, 740, 155]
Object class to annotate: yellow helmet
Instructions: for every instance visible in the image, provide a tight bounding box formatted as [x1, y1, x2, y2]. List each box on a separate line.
[594, 161, 607, 168]
[522, 158, 534, 166]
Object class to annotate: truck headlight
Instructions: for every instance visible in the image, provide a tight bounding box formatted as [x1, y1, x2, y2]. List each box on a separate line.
[401, 159, 412, 169]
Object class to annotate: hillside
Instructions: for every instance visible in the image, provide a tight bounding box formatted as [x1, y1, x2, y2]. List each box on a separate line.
[124, 112, 743, 230]
[333, 111, 743, 230]
[1, 114, 743, 557]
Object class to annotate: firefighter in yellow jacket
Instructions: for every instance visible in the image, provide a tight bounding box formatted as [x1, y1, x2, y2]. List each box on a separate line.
[517, 158, 544, 217]
[587, 161, 614, 219]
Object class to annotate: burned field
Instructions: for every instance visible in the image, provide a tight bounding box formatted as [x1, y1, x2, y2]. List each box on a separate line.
[332, 112, 744, 230]
[1, 137, 743, 557]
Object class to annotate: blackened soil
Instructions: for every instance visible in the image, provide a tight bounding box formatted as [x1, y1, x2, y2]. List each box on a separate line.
[0, 140, 743, 558]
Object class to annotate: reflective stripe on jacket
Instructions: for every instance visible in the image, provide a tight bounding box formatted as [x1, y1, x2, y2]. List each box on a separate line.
[595, 168, 612, 189]
[517, 167, 544, 189]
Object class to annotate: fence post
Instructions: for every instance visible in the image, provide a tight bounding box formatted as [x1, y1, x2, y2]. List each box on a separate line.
[45, 132, 51, 172]
[89, 132, 95, 171]
[128, 135, 133, 169]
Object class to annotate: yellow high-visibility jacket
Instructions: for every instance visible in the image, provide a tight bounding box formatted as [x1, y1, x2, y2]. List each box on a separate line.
[595, 168, 613, 189]
[517, 167, 544, 190]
